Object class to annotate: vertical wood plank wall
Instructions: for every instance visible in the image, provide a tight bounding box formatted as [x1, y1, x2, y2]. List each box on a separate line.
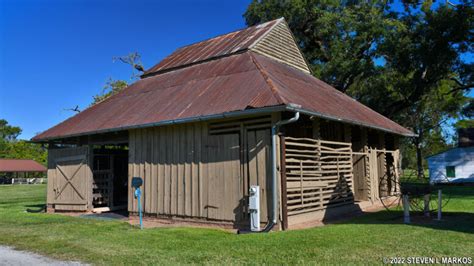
[128, 120, 273, 224]
[47, 146, 92, 211]
[129, 123, 211, 219]
[351, 126, 369, 201]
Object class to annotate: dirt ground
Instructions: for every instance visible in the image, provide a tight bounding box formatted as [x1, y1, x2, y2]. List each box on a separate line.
[0, 245, 86, 266]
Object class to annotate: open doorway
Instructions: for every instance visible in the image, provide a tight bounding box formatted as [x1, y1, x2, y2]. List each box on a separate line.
[92, 146, 128, 212]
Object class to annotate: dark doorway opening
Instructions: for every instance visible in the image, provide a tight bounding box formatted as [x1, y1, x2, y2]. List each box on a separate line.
[92, 146, 128, 211]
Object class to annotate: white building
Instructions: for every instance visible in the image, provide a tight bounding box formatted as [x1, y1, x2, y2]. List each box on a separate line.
[427, 146, 474, 183]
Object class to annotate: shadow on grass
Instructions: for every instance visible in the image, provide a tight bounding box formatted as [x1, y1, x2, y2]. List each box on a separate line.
[24, 204, 46, 208]
[399, 183, 474, 197]
[344, 210, 474, 235]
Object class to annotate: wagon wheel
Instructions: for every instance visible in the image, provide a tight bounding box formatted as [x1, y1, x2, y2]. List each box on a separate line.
[379, 173, 404, 212]
[380, 169, 451, 214]
[427, 171, 452, 212]
[379, 170, 427, 212]
[380, 192, 403, 212]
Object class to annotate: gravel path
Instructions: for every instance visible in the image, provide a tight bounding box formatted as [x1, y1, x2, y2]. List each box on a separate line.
[0, 246, 86, 266]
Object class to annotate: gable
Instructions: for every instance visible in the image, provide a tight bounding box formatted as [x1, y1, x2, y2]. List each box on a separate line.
[142, 19, 280, 77]
[143, 18, 311, 77]
[250, 20, 310, 74]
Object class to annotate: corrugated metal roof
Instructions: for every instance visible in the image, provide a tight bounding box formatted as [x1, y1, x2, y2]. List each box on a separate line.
[142, 19, 281, 77]
[251, 53, 414, 136]
[33, 51, 413, 142]
[0, 159, 46, 172]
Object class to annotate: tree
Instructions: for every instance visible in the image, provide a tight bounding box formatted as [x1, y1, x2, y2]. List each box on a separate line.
[245, 0, 394, 93]
[0, 119, 21, 141]
[0, 119, 22, 156]
[90, 52, 144, 106]
[91, 79, 128, 105]
[366, 1, 472, 177]
[1, 141, 47, 165]
[0, 119, 47, 165]
[455, 97, 474, 129]
[113, 52, 145, 79]
[244, 0, 473, 177]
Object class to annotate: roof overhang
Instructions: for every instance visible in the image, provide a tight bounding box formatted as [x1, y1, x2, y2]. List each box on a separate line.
[284, 105, 417, 137]
[32, 105, 288, 142]
[33, 104, 415, 142]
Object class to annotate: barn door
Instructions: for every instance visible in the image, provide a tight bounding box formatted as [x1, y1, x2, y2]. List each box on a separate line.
[47, 146, 91, 211]
[207, 134, 242, 221]
[245, 129, 272, 223]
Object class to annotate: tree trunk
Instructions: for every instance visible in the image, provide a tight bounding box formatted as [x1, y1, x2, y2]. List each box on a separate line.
[416, 141, 424, 178]
[415, 128, 424, 179]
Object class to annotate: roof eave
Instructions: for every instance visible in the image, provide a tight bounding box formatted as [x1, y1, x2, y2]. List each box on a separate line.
[33, 103, 416, 143]
[285, 105, 417, 137]
[32, 105, 288, 143]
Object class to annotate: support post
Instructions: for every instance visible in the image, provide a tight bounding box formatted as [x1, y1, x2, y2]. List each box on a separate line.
[437, 190, 442, 221]
[423, 194, 430, 217]
[279, 135, 288, 230]
[403, 194, 410, 224]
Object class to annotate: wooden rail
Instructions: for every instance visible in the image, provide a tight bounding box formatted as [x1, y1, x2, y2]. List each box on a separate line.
[284, 137, 355, 216]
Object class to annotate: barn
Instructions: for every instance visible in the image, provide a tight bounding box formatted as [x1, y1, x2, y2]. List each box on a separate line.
[32, 18, 414, 230]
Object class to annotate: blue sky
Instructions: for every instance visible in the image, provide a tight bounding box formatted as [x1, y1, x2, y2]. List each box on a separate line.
[0, 0, 252, 139]
[0, 0, 471, 140]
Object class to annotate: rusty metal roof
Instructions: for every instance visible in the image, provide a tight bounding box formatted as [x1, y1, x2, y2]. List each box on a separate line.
[251, 53, 414, 136]
[33, 50, 413, 142]
[142, 19, 281, 77]
[0, 159, 46, 172]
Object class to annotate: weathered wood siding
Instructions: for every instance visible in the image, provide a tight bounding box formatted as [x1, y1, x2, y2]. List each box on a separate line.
[128, 119, 273, 223]
[245, 129, 272, 222]
[251, 21, 310, 74]
[284, 137, 354, 216]
[47, 146, 92, 211]
[351, 126, 369, 201]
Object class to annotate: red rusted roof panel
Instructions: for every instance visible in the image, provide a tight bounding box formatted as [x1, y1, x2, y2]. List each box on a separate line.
[0, 159, 46, 172]
[143, 19, 280, 76]
[33, 51, 413, 141]
[251, 53, 413, 136]
[33, 52, 280, 141]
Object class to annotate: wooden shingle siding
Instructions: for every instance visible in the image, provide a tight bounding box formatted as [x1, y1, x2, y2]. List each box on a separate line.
[251, 21, 310, 74]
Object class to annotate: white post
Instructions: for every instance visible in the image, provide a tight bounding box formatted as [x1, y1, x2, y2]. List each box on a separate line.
[437, 189, 442, 221]
[424, 194, 430, 217]
[403, 194, 410, 224]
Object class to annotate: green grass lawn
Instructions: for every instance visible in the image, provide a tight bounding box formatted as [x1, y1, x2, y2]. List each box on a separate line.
[0, 184, 473, 265]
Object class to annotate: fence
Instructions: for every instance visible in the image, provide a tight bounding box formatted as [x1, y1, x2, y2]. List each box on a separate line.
[0, 177, 46, 185]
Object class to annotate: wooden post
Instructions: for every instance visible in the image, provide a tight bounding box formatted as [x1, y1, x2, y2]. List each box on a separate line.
[279, 135, 288, 230]
[423, 194, 430, 217]
[317, 139, 323, 208]
[437, 190, 442, 221]
[300, 161, 303, 205]
[403, 194, 410, 224]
